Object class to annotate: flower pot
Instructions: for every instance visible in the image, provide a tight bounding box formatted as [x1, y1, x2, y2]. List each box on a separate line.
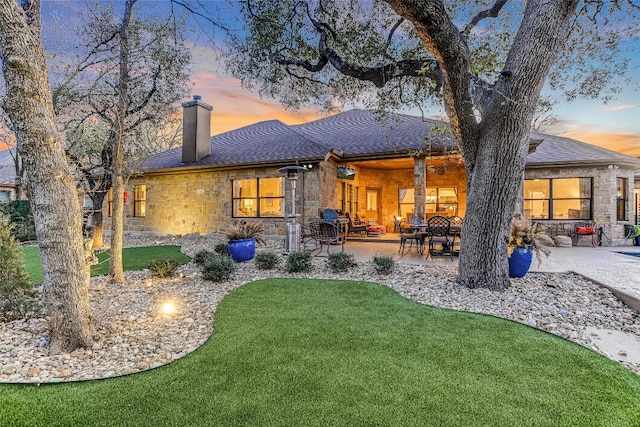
[227, 238, 256, 262]
[508, 247, 533, 278]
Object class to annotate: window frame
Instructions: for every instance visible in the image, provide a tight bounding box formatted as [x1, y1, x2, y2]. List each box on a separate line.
[523, 177, 593, 220]
[133, 185, 147, 218]
[617, 177, 627, 221]
[231, 177, 285, 218]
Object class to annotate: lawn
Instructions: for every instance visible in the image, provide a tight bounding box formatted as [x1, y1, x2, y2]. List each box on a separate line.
[1, 278, 639, 426]
[22, 245, 191, 284]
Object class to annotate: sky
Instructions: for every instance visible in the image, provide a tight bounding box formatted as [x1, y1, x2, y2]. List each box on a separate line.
[1, 1, 638, 157]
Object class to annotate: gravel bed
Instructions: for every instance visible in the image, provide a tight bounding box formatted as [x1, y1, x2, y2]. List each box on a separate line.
[1, 233, 638, 383]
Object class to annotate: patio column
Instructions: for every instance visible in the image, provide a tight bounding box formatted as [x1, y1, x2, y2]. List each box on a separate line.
[414, 157, 426, 218]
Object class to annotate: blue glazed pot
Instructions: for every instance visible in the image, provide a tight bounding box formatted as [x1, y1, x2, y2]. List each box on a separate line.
[508, 247, 533, 278]
[228, 238, 256, 262]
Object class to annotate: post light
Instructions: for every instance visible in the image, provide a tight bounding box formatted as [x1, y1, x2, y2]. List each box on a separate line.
[278, 165, 307, 254]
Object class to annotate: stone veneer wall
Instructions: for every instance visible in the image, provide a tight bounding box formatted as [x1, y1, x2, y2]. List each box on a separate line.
[524, 165, 636, 244]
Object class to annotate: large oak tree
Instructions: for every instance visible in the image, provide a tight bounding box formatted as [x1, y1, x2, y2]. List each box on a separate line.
[224, 0, 638, 289]
[0, 0, 92, 351]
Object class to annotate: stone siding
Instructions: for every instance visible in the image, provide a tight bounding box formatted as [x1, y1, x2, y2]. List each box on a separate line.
[524, 165, 636, 243]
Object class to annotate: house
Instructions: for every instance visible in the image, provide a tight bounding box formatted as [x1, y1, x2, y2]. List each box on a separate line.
[0, 149, 17, 202]
[110, 96, 640, 245]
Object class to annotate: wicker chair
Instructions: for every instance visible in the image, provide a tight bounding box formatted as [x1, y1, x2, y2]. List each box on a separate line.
[308, 221, 346, 255]
[345, 212, 367, 236]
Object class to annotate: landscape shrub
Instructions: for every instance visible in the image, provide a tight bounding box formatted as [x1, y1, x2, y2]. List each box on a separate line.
[285, 250, 313, 273]
[147, 259, 179, 278]
[372, 255, 395, 275]
[193, 250, 215, 266]
[214, 243, 229, 255]
[0, 212, 39, 321]
[254, 251, 280, 270]
[327, 252, 357, 273]
[202, 254, 235, 282]
[0, 200, 36, 242]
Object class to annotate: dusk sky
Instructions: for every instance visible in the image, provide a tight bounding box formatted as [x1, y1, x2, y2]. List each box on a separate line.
[3, 1, 638, 157]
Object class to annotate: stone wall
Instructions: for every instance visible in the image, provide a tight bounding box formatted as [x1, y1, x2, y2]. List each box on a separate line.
[524, 165, 636, 244]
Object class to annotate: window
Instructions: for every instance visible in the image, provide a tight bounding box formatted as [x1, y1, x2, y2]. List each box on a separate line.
[426, 187, 458, 216]
[398, 188, 414, 218]
[366, 189, 378, 211]
[133, 185, 146, 217]
[617, 178, 627, 221]
[524, 178, 592, 220]
[0, 190, 10, 202]
[232, 177, 284, 218]
[337, 182, 358, 213]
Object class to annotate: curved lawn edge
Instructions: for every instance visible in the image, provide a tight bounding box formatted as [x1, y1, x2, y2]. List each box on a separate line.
[1, 278, 639, 426]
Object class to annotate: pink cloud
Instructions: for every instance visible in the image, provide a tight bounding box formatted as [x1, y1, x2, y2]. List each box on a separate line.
[566, 132, 640, 157]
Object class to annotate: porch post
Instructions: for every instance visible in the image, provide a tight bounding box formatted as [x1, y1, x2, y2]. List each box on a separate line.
[414, 157, 426, 218]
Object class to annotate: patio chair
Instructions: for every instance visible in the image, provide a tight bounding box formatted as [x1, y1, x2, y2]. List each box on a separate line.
[308, 221, 346, 255]
[570, 221, 600, 246]
[425, 215, 454, 260]
[399, 224, 422, 255]
[345, 212, 367, 236]
[447, 215, 463, 254]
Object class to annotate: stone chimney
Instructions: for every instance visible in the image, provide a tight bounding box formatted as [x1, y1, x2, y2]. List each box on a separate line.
[182, 95, 212, 163]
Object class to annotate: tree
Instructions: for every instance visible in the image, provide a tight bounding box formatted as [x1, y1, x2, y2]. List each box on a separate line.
[224, 0, 638, 290]
[53, 0, 190, 275]
[0, 0, 93, 351]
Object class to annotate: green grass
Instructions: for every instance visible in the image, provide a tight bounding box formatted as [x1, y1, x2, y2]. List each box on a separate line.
[22, 245, 191, 284]
[1, 278, 639, 426]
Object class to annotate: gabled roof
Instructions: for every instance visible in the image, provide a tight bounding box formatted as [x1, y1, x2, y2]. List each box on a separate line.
[137, 109, 640, 173]
[527, 133, 640, 168]
[0, 149, 16, 186]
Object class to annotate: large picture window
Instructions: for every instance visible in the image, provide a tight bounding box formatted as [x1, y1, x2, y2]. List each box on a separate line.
[524, 178, 592, 220]
[617, 177, 627, 221]
[232, 177, 284, 218]
[133, 185, 146, 217]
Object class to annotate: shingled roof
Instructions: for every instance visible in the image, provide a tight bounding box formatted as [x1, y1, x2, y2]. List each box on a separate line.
[527, 132, 640, 167]
[136, 109, 639, 172]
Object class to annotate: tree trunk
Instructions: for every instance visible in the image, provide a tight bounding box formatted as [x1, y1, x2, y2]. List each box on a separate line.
[109, 175, 125, 282]
[90, 200, 105, 249]
[109, 0, 136, 283]
[0, 0, 93, 351]
[455, 0, 579, 290]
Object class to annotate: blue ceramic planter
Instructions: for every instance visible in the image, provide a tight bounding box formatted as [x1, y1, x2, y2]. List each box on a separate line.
[508, 247, 533, 278]
[228, 238, 256, 262]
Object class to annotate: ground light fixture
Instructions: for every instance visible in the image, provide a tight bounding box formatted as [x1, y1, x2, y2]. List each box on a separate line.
[277, 165, 307, 254]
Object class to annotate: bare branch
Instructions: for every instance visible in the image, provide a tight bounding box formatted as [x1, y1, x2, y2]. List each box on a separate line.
[462, 0, 509, 37]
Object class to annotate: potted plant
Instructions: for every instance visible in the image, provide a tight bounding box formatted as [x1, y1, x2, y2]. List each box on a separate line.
[224, 220, 265, 262]
[507, 217, 555, 278]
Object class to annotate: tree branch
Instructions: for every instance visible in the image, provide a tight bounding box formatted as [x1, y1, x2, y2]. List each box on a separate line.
[462, 0, 509, 37]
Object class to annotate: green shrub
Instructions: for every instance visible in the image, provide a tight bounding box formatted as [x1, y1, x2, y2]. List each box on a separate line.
[254, 251, 280, 270]
[214, 243, 229, 255]
[0, 212, 39, 321]
[147, 259, 179, 278]
[327, 252, 357, 273]
[193, 250, 215, 265]
[0, 200, 36, 242]
[202, 254, 235, 282]
[285, 250, 313, 273]
[372, 255, 396, 275]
